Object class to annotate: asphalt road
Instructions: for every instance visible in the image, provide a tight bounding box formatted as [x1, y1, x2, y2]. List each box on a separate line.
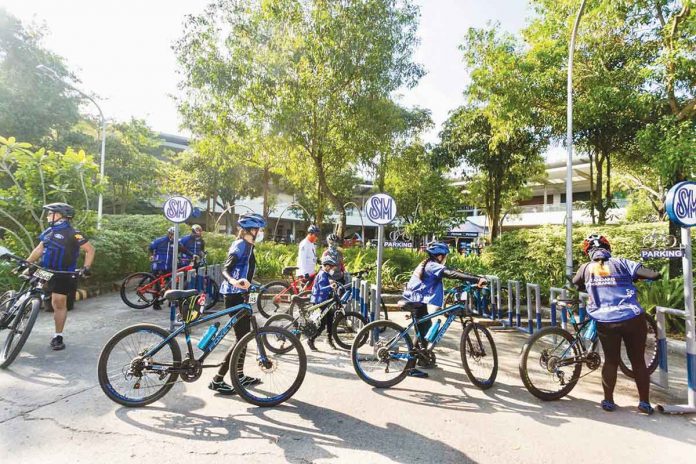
[0, 293, 694, 463]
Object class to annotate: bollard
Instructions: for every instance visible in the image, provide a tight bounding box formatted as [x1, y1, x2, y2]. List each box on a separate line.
[350, 277, 360, 313]
[549, 287, 568, 328]
[526, 283, 541, 333]
[484, 275, 500, 320]
[507, 280, 521, 328]
[654, 308, 670, 389]
[360, 280, 369, 320]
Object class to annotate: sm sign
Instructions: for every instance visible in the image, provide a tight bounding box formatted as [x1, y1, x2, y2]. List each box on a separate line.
[163, 196, 193, 223]
[366, 193, 397, 225]
[666, 181, 696, 228]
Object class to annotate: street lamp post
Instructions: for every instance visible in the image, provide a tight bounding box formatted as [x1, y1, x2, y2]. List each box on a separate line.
[36, 65, 106, 230]
[565, 0, 588, 280]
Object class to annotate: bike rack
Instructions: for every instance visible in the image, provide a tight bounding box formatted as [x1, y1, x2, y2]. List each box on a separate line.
[578, 292, 589, 322]
[549, 287, 568, 329]
[526, 283, 541, 334]
[507, 280, 522, 328]
[360, 280, 370, 320]
[654, 306, 696, 414]
[349, 277, 360, 313]
[484, 275, 501, 320]
[370, 284, 379, 322]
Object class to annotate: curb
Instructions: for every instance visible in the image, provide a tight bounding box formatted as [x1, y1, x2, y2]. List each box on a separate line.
[74, 282, 119, 301]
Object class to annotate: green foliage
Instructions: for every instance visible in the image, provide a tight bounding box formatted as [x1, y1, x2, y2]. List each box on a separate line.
[625, 190, 660, 223]
[636, 266, 685, 333]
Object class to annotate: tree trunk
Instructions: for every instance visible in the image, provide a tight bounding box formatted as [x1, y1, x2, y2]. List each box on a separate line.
[595, 153, 607, 224]
[588, 152, 596, 224]
[262, 165, 270, 223]
[314, 154, 346, 238]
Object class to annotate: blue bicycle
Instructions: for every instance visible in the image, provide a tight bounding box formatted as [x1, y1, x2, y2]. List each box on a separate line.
[98, 288, 307, 407]
[351, 283, 498, 389]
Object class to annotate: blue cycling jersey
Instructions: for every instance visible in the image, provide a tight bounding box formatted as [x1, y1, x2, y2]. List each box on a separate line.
[38, 221, 88, 271]
[219, 239, 254, 295]
[311, 269, 333, 304]
[403, 260, 446, 307]
[179, 234, 204, 263]
[580, 256, 644, 323]
[149, 235, 174, 272]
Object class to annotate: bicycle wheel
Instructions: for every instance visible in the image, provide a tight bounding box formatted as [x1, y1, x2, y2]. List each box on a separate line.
[0, 296, 41, 369]
[379, 297, 389, 321]
[203, 277, 220, 310]
[619, 313, 660, 378]
[351, 320, 415, 388]
[332, 311, 368, 350]
[263, 313, 301, 354]
[0, 290, 17, 328]
[257, 281, 292, 318]
[120, 272, 157, 309]
[230, 326, 306, 407]
[97, 324, 182, 407]
[460, 323, 498, 389]
[519, 326, 583, 401]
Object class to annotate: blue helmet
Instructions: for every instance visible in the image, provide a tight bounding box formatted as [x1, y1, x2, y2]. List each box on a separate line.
[425, 241, 450, 257]
[238, 213, 266, 230]
[320, 256, 337, 266]
[308, 224, 320, 234]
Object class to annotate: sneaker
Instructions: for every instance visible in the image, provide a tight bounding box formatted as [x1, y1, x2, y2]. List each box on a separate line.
[601, 399, 616, 412]
[307, 339, 318, 351]
[238, 375, 261, 387]
[417, 353, 436, 369]
[152, 303, 163, 311]
[208, 379, 236, 395]
[637, 401, 654, 415]
[407, 368, 429, 378]
[50, 335, 65, 351]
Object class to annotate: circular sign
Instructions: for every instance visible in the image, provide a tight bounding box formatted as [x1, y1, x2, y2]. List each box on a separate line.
[666, 181, 696, 228]
[365, 193, 397, 225]
[163, 196, 193, 223]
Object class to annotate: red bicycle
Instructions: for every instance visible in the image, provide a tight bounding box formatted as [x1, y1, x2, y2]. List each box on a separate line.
[120, 257, 219, 310]
[256, 266, 317, 318]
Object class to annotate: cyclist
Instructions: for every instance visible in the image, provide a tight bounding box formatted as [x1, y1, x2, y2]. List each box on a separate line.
[573, 233, 661, 415]
[297, 224, 319, 278]
[179, 224, 205, 267]
[209, 212, 265, 395]
[25, 203, 95, 351]
[307, 256, 340, 351]
[402, 241, 486, 378]
[148, 227, 176, 311]
[321, 233, 348, 284]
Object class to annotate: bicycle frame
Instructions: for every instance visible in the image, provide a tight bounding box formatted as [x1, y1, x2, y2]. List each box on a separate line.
[138, 263, 198, 294]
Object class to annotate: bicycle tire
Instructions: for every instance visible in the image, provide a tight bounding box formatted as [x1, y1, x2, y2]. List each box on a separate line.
[351, 320, 415, 388]
[379, 298, 389, 321]
[120, 272, 157, 309]
[263, 313, 300, 354]
[0, 296, 41, 369]
[460, 323, 498, 390]
[519, 326, 583, 401]
[332, 311, 368, 350]
[97, 323, 181, 407]
[619, 313, 660, 378]
[0, 290, 17, 329]
[257, 281, 292, 318]
[203, 278, 220, 310]
[230, 326, 307, 407]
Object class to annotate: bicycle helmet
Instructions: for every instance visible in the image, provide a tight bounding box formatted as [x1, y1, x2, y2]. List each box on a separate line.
[238, 213, 266, 230]
[167, 226, 175, 234]
[327, 233, 340, 246]
[191, 224, 203, 234]
[582, 233, 611, 255]
[425, 241, 450, 257]
[43, 202, 75, 219]
[308, 224, 320, 235]
[321, 256, 337, 266]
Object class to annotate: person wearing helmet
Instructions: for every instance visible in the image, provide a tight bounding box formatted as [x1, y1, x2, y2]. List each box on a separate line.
[321, 232, 348, 284]
[306, 256, 340, 351]
[402, 241, 486, 377]
[573, 233, 661, 415]
[209, 212, 266, 395]
[179, 224, 206, 267]
[148, 227, 177, 311]
[297, 224, 320, 278]
[25, 203, 95, 351]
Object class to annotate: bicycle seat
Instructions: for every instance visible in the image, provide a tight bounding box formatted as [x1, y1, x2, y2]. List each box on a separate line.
[282, 266, 299, 276]
[163, 289, 199, 301]
[397, 299, 426, 313]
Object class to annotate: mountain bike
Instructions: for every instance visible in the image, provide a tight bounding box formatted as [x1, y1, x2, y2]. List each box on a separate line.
[351, 283, 498, 389]
[120, 256, 219, 311]
[255, 266, 317, 318]
[263, 282, 368, 351]
[98, 288, 306, 407]
[0, 246, 81, 368]
[518, 297, 660, 401]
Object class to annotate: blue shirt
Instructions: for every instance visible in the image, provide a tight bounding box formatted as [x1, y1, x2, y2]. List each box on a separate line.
[403, 260, 446, 307]
[311, 269, 333, 304]
[149, 235, 174, 272]
[581, 257, 644, 323]
[179, 234, 204, 263]
[219, 239, 254, 295]
[38, 221, 88, 271]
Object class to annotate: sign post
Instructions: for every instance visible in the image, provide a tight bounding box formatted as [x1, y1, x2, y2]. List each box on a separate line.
[662, 181, 696, 414]
[366, 193, 397, 327]
[163, 196, 193, 330]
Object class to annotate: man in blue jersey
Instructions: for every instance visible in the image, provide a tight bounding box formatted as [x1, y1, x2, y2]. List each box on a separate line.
[180, 224, 205, 267]
[26, 203, 95, 351]
[148, 227, 175, 311]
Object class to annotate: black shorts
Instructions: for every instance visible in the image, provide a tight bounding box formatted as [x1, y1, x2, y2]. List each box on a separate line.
[46, 274, 78, 296]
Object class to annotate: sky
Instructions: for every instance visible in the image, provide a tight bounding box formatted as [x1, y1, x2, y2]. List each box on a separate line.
[1, 0, 534, 144]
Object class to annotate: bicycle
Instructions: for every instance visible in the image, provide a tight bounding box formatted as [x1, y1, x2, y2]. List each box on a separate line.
[0, 246, 81, 368]
[642, 231, 678, 248]
[98, 287, 307, 407]
[351, 283, 498, 389]
[263, 282, 368, 351]
[518, 296, 660, 401]
[255, 267, 317, 318]
[119, 255, 219, 311]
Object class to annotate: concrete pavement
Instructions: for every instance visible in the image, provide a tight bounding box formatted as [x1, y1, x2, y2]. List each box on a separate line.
[0, 292, 694, 463]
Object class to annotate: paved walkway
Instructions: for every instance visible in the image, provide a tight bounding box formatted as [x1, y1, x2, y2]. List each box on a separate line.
[0, 293, 694, 463]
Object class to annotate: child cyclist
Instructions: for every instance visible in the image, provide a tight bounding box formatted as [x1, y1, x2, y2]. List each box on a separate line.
[307, 256, 341, 351]
[403, 241, 487, 378]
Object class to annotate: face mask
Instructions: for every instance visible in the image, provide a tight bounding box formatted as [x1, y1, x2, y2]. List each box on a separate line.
[328, 269, 336, 276]
[308, 234, 317, 243]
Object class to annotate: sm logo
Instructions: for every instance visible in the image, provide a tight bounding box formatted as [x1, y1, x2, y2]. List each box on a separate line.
[366, 194, 397, 225]
[164, 196, 193, 223]
[666, 182, 696, 228]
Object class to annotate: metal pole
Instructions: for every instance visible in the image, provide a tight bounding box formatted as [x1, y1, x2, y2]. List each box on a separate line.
[375, 224, 385, 324]
[565, 0, 588, 280]
[682, 227, 695, 409]
[170, 224, 179, 331]
[96, 108, 106, 230]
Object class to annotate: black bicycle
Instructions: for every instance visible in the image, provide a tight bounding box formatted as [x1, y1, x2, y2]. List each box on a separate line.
[98, 288, 307, 407]
[0, 246, 80, 368]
